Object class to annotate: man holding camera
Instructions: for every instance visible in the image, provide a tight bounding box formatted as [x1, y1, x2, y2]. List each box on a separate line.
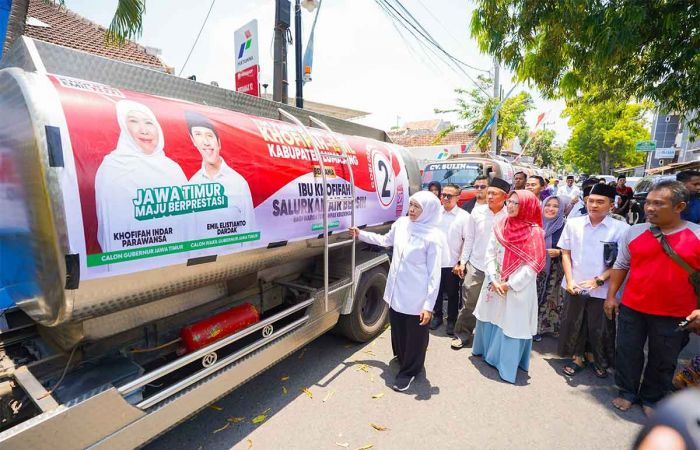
[605, 180, 699, 416]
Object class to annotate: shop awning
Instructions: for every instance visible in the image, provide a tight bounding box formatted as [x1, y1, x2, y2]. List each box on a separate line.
[613, 165, 643, 174]
[645, 160, 700, 175]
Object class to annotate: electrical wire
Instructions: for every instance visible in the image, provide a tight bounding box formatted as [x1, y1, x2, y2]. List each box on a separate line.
[382, 3, 446, 72]
[388, 0, 488, 91]
[394, 0, 488, 74]
[377, 1, 456, 72]
[178, 0, 217, 77]
[412, 0, 489, 72]
[374, 0, 491, 97]
[37, 344, 79, 400]
[129, 338, 182, 354]
[376, 1, 468, 87]
[388, 6, 486, 95]
[401, 28, 448, 74]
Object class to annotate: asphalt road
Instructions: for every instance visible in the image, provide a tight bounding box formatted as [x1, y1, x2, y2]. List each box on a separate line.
[145, 325, 699, 450]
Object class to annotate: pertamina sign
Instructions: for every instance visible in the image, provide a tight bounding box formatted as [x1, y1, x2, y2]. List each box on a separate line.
[235, 19, 259, 72]
[234, 19, 260, 97]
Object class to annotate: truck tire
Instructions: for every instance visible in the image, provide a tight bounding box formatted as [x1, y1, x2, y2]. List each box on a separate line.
[337, 267, 389, 342]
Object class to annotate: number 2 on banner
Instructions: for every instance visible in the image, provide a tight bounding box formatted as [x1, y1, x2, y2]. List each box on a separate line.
[372, 150, 395, 208]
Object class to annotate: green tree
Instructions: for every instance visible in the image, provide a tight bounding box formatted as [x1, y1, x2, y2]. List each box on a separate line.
[524, 129, 563, 169]
[562, 99, 651, 174]
[5, 1, 145, 57]
[470, 1, 700, 132]
[434, 75, 534, 153]
[61, 0, 145, 43]
[105, 0, 146, 44]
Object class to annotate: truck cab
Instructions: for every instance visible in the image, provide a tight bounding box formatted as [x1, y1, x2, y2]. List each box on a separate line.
[421, 155, 515, 206]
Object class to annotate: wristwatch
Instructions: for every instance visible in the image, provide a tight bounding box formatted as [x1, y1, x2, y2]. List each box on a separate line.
[594, 276, 604, 287]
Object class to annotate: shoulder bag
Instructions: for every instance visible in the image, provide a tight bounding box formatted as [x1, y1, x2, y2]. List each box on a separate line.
[650, 226, 700, 307]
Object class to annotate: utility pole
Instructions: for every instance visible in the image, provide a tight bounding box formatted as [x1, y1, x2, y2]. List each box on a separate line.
[294, 0, 303, 108]
[491, 57, 500, 155]
[273, 0, 291, 103]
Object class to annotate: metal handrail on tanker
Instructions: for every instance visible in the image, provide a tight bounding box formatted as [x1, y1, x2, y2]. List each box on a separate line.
[276, 109, 356, 312]
[308, 116, 356, 299]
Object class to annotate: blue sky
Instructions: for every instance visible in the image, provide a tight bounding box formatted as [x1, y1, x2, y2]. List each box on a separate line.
[63, 0, 570, 143]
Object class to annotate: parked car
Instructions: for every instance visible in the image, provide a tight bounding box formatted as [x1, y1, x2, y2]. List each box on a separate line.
[625, 176, 641, 190]
[630, 174, 676, 223]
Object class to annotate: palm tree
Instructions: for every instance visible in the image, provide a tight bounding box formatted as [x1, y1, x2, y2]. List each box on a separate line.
[102, 0, 147, 44]
[4, 0, 146, 55]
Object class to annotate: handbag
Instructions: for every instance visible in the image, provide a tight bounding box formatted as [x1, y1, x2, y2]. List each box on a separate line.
[650, 226, 700, 307]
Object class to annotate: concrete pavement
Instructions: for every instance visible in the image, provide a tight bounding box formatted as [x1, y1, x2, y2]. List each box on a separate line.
[144, 325, 692, 450]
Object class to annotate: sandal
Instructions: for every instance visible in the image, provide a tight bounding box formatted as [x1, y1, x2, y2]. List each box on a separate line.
[591, 363, 608, 378]
[562, 360, 587, 376]
[612, 397, 633, 411]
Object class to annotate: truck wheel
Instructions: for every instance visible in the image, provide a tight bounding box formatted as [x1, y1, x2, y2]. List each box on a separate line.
[337, 267, 389, 342]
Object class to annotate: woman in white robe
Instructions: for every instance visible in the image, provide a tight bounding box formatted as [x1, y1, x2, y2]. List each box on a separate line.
[349, 190, 444, 392]
[472, 189, 546, 384]
[94, 100, 188, 272]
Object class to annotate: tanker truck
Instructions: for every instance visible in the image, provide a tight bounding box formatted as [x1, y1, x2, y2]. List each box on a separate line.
[0, 37, 420, 449]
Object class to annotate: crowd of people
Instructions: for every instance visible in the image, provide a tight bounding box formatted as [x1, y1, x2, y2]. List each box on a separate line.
[350, 170, 700, 421]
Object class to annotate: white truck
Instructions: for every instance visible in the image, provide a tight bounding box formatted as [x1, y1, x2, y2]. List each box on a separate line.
[0, 37, 420, 449]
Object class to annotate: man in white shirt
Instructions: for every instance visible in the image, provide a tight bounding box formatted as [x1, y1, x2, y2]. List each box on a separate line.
[557, 183, 630, 378]
[430, 183, 471, 335]
[560, 175, 580, 199]
[450, 177, 511, 349]
[186, 111, 256, 256]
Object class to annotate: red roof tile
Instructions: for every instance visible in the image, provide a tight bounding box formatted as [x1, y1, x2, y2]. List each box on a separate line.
[24, 0, 169, 71]
[388, 130, 476, 147]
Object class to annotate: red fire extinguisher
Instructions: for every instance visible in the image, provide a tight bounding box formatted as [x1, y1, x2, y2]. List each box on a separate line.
[181, 303, 260, 353]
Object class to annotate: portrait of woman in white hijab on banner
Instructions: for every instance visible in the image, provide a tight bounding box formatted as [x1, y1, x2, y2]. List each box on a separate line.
[94, 100, 188, 270]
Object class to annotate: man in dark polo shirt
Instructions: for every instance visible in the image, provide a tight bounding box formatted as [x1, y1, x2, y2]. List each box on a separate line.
[605, 180, 699, 415]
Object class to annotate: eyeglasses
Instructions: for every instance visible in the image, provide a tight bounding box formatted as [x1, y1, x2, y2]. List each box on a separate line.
[440, 193, 457, 199]
[505, 200, 519, 206]
[473, 185, 488, 190]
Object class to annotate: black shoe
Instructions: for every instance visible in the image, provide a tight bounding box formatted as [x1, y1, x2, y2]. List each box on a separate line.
[445, 321, 455, 336]
[392, 375, 415, 392]
[429, 316, 443, 330]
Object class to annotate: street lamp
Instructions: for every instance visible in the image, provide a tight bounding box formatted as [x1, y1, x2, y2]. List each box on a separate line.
[301, 0, 319, 12]
[294, 0, 317, 108]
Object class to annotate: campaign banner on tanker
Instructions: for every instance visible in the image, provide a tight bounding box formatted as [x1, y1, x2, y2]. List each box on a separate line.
[47, 74, 408, 279]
